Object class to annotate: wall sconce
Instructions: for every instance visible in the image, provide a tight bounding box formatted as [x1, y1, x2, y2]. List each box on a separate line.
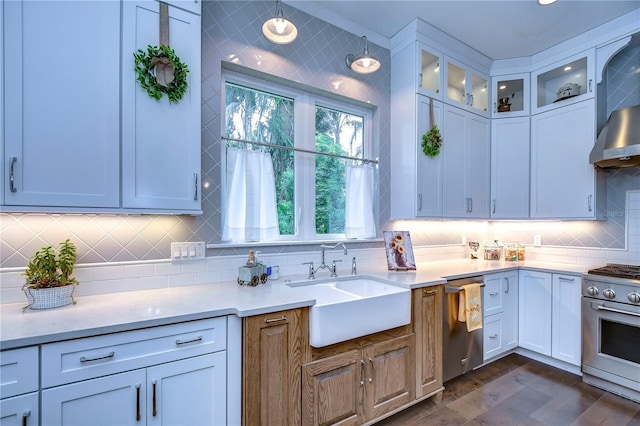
[345, 36, 380, 74]
[262, 0, 297, 45]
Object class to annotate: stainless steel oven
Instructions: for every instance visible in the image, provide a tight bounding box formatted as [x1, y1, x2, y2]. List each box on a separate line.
[582, 264, 640, 403]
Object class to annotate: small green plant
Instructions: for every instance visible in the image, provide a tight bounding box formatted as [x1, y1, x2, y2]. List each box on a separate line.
[133, 44, 189, 103]
[24, 239, 78, 289]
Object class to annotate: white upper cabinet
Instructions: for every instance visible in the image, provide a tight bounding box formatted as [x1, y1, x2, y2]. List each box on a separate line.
[445, 57, 490, 117]
[491, 73, 530, 118]
[416, 96, 444, 217]
[442, 104, 491, 218]
[3, 0, 121, 208]
[417, 43, 444, 99]
[121, 0, 202, 212]
[530, 99, 602, 219]
[531, 49, 595, 115]
[490, 117, 530, 219]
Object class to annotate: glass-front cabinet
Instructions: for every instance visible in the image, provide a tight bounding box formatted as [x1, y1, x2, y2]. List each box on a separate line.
[417, 42, 443, 99]
[491, 73, 529, 118]
[445, 56, 489, 117]
[531, 49, 595, 114]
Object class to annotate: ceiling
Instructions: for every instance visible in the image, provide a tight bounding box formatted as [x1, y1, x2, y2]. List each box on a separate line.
[287, 0, 640, 60]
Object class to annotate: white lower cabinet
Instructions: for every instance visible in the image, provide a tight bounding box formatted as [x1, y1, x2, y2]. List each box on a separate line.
[518, 270, 581, 366]
[0, 393, 39, 426]
[0, 347, 39, 426]
[483, 271, 518, 361]
[41, 353, 226, 425]
[40, 317, 230, 425]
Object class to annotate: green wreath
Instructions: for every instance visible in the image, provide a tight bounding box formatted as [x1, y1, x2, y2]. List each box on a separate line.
[133, 45, 189, 103]
[421, 124, 443, 158]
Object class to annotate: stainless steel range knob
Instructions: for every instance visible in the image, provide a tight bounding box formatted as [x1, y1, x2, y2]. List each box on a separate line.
[628, 292, 640, 304]
[586, 286, 599, 297]
[603, 288, 616, 300]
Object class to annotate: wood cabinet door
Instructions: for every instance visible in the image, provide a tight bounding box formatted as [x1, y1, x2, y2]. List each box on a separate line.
[413, 287, 443, 399]
[364, 334, 416, 421]
[243, 309, 305, 426]
[147, 353, 226, 426]
[301, 350, 363, 426]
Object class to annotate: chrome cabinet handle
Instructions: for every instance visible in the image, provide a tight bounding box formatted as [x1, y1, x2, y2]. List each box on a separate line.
[469, 93, 474, 106]
[368, 357, 374, 383]
[193, 173, 199, 201]
[489, 334, 498, 339]
[492, 199, 496, 214]
[22, 410, 30, 426]
[152, 380, 158, 417]
[588, 79, 593, 92]
[489, 291, 499, 296]
[504, 277, 510, 294]
[9, 157, 17, 193]
[265, 315, 287, 323]
[136, 384, 142, 421]
[423, 288, 438, 295]
[360, 359, 365, 386]
[469, 197, 473, 213]
[493, 102, 497, 113]
[80, 351, 115, 363]
[418, 72, 423, 88]
[558, 276, 576, 282]
[588, 194, 593, 212]
[418, 193, 422, 212]
[175, 335, 202, 345]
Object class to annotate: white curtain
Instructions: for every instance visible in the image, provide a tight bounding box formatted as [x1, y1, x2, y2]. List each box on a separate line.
[345, 164, 376, 238]
[223, 148, 279, 242]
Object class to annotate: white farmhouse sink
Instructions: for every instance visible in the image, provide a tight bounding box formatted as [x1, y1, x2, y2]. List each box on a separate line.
[287, 277, 411, 347]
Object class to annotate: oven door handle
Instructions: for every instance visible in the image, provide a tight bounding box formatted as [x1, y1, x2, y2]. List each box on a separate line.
[592, 302, 640, 318]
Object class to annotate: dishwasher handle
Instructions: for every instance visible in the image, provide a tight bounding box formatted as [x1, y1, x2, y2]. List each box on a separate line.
[445, 283, 485, 294]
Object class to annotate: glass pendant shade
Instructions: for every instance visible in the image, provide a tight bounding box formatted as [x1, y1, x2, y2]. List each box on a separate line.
[345, 36, 380, 74]
[262, 1, 297, 44]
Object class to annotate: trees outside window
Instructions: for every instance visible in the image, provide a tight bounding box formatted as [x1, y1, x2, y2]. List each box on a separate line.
[223, 76, 372, 242]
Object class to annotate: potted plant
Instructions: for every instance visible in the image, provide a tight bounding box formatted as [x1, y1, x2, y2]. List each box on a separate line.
[23, 239, 78, 310]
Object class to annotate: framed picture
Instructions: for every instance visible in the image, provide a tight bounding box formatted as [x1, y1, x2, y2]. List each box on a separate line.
[383, 231, 416, 271]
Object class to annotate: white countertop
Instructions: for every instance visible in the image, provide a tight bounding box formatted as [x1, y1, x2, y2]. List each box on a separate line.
[0, 259, 591, 350]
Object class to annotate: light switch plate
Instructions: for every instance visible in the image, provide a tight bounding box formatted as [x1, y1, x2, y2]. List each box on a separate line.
[171, 242, 206, 261]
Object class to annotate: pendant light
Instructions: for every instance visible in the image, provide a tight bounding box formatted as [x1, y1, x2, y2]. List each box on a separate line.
[262, 0, 298, 45]
[345, 36, 380, 74]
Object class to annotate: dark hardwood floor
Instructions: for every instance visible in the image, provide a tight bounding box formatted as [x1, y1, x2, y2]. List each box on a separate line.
[376, 354, 640, 426]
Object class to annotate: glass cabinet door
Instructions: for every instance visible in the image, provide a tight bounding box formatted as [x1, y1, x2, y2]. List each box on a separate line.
[417, 43, 442, 98]
[447, 62, 466, 104]
[445, 57, 489, 117]
[470, 72, 488, 114]
[532, 49, 594, 114]
[492, 74, 529, 117]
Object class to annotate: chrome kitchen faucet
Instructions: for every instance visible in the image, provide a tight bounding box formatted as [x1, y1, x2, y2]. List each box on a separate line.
[303, 242, 348, 279]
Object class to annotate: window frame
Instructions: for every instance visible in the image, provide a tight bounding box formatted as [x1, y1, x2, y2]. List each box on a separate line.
[221, 71, 376, 243]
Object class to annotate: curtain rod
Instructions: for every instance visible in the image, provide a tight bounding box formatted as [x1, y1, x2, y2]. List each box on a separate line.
[221, 136, 379, 165]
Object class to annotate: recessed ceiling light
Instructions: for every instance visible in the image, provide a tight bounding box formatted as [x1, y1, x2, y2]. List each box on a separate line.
[564, 66, 572, 71]
[538, 0, 557, 5]
[499, 85, 506, 90]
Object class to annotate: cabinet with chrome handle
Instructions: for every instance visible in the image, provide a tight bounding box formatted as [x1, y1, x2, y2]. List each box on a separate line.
[39, 317, 230, 425]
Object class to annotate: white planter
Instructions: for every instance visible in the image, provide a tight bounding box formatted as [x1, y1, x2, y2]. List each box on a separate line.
[23, 285, 76, 310]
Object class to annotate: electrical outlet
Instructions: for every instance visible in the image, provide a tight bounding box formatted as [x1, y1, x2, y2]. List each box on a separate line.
[533, 235, 541, 246]
[171, 242, 206, 261]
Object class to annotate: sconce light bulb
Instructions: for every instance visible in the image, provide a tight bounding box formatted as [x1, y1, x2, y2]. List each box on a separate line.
[361, 57, 372, 68]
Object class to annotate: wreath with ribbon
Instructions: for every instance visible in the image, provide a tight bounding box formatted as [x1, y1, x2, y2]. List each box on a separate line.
[134, 44, 189, 103]
[421, 97, 443, 158]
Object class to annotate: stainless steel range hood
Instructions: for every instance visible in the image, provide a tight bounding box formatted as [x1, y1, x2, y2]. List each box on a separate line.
[590, 104, 640, 169]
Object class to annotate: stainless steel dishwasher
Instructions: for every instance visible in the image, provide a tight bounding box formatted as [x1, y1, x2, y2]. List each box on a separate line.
[442, 276, 484, 382]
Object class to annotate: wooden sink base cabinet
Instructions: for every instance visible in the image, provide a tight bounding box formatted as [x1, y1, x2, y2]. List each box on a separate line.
[242, 286, 444, 425]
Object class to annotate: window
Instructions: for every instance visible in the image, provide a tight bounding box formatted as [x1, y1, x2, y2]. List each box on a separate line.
[222, 74, 376, 243]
